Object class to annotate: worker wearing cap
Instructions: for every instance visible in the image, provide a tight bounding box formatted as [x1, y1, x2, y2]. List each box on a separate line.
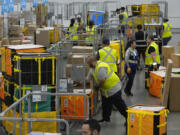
[85, 20, 95, 46]
[87, 56, 127, 123]
[97, 37, 118, 73]
[76, 15, 85, 33]
[162, 18, 172, 46]
[124, 40, 138, 96]
[145, 35, 160, 88]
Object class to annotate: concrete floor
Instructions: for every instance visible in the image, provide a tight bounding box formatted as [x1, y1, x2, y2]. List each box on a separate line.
[93, 29, 180, 135]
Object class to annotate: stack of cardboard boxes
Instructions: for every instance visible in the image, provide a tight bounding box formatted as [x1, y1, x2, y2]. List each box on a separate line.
[35, 3, 47, 26]
[160, 46, 180, 111]
[8, 25, 23, 38]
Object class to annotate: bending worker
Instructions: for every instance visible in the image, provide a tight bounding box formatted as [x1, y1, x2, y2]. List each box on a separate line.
[97, 37, 118, 73]
[87, 56, 127, 124]
[145, 35, 160, 88]
[162, 18, 172, 46]
[124, 40, 138, 96]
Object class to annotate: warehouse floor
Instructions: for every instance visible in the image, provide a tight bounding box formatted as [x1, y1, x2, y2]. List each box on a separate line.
[94, 28, 180, 135]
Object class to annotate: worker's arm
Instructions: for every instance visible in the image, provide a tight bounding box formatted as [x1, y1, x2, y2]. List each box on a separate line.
[125, 48, 130, 68]
[148, 46, 156, 62]
[96, 67, 108, 88]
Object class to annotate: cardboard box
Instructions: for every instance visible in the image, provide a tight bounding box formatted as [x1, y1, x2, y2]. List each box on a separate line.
[72, 46, 93, 54]
[68, 54, 89, 64]
[1, 38, 9, 45]
[35, 30, 50, 48]
[10, 40, 22, 45]
[162, 46, 174, 57]
[171, 53, 180, 68]
[22, 40, 32, 44]
[169, 74, 180, 111]
[162, 46, 175, 67]
[66, 64, 90, 78]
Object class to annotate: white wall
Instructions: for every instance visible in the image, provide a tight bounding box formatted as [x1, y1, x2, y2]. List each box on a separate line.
[50, 0, 180, 28]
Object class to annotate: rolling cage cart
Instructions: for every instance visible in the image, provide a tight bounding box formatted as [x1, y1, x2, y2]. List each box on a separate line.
[0, 92, 91, 135]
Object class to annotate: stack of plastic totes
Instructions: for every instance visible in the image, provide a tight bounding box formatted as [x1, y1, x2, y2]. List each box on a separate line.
[127, 104, 169, 135]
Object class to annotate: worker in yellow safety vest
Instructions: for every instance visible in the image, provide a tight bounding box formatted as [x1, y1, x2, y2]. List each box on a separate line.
[145, 35, 160, 89]
[85, 20, 95, 46]
[87, 56, 127, 124]
[120, 7, 128, 25]
[162, 18, 172, 46]
[119, 7, 128, 35]
[97, 37, 118, 73]
[68, 18, 78, 45]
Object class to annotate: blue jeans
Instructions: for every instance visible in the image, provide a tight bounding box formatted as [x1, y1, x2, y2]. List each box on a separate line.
[163, 37, 172, 46]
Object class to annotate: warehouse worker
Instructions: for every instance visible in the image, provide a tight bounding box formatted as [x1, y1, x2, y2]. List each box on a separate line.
[82, 119, 100, 135]
[120, 7, 128, 35]
[85, 21, 95, 46]
[124, 40, 138, 96]
[97, 37, 118, 73]
[145, 35, 160, 88]
[145, 35, 160, 69]
[162, 18, 172, 46]
[87, 56, 127, 123]
[76, 15, 85, 32]
[68, 18, 78, 45]
[120, 7, 128, 25]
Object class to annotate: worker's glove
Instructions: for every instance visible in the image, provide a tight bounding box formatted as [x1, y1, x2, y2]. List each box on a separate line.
[127, 67, 132, 74]
[152, 62, 158, 71]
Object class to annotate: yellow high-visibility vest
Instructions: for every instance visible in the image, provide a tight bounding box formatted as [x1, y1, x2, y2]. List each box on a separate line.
[145, 42, 160, 65]
[162, 22, 172, 38]
[85, 26, 95, 45]
[91, 61, 120, 98]
[122, 12, 128, 24]
[69, 24, 78, 40]
[99, 46, 117, 72]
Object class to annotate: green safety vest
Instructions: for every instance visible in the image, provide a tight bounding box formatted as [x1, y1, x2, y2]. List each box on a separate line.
[122, 12, 128, 24]
[145, 42, 160, 65]
[85, 26, 95, 45]
[91, 61, 120, 98]
[69, 24, 78, 40]
[99, 46, 117, 73]
[162, 22, 172, 38]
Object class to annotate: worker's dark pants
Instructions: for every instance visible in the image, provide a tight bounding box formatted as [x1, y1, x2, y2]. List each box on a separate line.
[163, 37, 172, 46]
[102, 90, 127, 121]
[125, 70, 136, 94]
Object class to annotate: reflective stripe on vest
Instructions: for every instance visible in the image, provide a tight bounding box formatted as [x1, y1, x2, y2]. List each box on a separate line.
[99, 47, 117, 72]
[128, 60, 137, 64]
[91, 61, 119, 98]
[145, 42, 160, 65]
[162, 22, 172, 38]
[102, 48, 116, 63]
